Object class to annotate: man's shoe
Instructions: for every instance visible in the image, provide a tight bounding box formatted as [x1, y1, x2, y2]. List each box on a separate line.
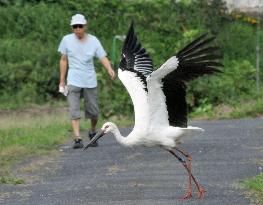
[73, 139, 84, 149]
[89, 131, 98, 147]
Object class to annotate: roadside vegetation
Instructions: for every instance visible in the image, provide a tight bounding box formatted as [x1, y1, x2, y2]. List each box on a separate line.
[243, 174, 263, 205]
[0, 106, 68, 184]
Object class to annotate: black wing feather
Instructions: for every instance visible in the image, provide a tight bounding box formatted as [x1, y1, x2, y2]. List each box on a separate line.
[119, 21, 154, 82]
[178, 36, 216, 58]
[183, 46, 220, 59]
[163, 80, 187, 127]
[177, 33, 208, 56]
[163, 33, 223, 127]
[183, 54, 223, 64]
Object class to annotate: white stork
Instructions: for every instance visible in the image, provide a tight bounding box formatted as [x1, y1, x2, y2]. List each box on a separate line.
[84, 22, 223, 199]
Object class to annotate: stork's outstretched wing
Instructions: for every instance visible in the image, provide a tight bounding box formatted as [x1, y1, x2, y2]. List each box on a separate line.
[119, 22, 222, 129]
[118, 22, 154, 129]
[148, 33, 223, 128]
[163, 34, 223, 127]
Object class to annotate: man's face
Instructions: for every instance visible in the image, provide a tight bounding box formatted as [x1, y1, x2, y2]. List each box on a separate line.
[72, 24, 86, 39]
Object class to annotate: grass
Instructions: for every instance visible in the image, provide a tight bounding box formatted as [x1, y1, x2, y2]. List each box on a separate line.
[0, 105, 133, 184]
[243, 173, 263, 205]
[0, 176, 25, 185]
[190, 97, 263, 119]
[0, 107, 70, 184]
[229, 98, 263, 118]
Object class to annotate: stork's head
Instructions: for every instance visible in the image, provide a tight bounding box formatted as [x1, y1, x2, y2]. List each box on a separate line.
[83, 122, 116, 150]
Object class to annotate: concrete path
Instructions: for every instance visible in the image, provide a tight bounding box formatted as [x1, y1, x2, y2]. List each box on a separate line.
[0, 118, 263, 205]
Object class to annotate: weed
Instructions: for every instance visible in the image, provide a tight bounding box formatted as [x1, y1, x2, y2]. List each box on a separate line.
[243, 173, 263, 204]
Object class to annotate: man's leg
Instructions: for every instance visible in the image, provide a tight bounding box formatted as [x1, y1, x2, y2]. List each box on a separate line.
[71, 119, 80, 139]
[84, 87, 99, 146]
[90, 118, 98, 133]
[84, 87, 99, 130]
[67, 85, 84, 148]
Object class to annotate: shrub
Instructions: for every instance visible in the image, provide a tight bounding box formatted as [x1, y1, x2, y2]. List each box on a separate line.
[0, 0, 262, 117]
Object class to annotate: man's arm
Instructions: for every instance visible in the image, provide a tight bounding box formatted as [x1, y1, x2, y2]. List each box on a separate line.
[100, 57, 116, 80]
[59, 54, 68, 87]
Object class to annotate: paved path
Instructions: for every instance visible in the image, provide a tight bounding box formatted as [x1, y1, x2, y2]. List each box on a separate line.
[0, 118, 263, 205]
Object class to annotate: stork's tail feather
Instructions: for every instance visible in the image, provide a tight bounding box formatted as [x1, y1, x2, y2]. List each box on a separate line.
[172, 33, 223, 82]
[181, 126, 205, 132]
[175, 126, 204, 145]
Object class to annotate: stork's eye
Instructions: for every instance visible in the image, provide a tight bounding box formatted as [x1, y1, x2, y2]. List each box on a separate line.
[105, 125, 110, 129]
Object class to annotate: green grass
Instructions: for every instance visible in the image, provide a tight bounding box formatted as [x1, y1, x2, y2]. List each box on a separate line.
[0, 176, 25, 185]
[0, 107, 70, 183]
[230, 98, 263, 118]
[243, 173, 263, 204]
[190, 97, 263, 120]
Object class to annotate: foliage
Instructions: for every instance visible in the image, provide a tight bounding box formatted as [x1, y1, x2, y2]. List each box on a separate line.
[0, 176, 24, 185]
[0, 109, 69, 183]
[243, 173, 263, 204]
[188, 60, 256, 107]
[0, 0, 262, 117]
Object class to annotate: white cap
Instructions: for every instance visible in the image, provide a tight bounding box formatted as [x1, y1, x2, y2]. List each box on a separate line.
[70, 14, 87, 26]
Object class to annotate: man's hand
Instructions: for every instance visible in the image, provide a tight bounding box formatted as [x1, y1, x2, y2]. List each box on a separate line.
[100, 57, 116, 80]
[107, 68, 116, 80]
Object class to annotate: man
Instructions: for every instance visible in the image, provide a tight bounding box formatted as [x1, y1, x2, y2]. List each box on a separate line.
[58, 14, 116, 149]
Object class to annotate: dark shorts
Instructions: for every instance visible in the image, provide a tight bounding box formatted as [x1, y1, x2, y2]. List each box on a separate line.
[67, 85, 99, 120]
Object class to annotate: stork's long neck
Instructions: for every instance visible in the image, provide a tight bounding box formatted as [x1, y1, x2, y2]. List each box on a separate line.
[111, 125, 132, 147]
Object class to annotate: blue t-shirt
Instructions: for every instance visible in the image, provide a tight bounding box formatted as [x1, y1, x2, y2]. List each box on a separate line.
[58, 33, 107, 88]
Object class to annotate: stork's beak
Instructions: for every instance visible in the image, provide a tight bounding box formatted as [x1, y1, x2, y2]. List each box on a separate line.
[83, 129, 105, 150]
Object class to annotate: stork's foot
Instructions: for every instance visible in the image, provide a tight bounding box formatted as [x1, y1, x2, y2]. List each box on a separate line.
[187, 155, 192, 161]
[180, 191, 192, 200]
[197, 186, 206, 199]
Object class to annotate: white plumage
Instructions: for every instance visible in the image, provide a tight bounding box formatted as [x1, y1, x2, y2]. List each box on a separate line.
[84, 21, 223, 199]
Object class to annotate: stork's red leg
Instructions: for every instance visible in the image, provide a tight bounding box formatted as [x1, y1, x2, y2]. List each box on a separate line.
[174, 147, 193, 198]
[174, 147, 192, 162]
[168, 149, 192, 199]
[174, 147, 205, 199]
[167, 149, 205, 199]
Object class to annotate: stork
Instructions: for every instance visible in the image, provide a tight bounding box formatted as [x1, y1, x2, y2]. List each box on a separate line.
[84, 22, 223, 199]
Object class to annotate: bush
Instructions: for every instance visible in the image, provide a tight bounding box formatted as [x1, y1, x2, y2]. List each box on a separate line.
[0, 0, 262, 117]
[187, 60, 257, 108]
